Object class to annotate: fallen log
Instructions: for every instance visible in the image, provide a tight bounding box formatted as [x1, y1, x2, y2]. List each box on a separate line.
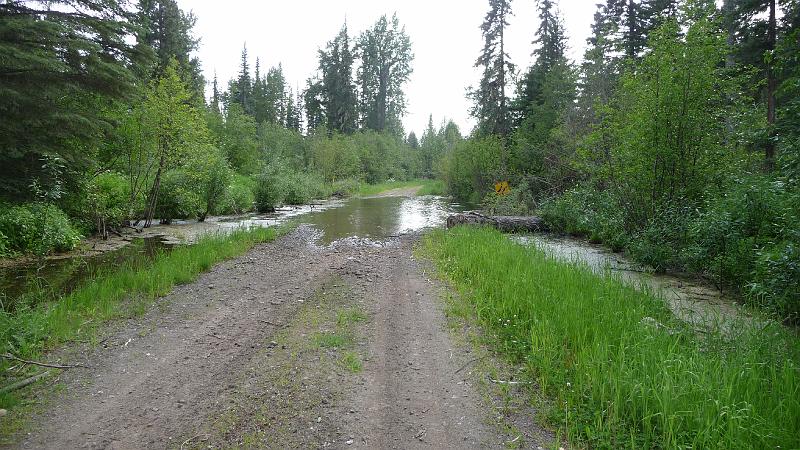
[446, 212, 548, 233]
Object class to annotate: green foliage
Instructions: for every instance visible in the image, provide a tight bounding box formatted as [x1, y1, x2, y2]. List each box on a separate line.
[311, 133, 361, 182]
[443, 136, 504, 204]
[423, 227, 800, 449]
[221, 175, 256, 215]
[86, 172, 131, 232]
[329, 178, 361, 198]
[0, 0, 140, 199]
[0, 203, 81, 256]
[155, 170, 202, 223]
[220, 103, 259, 174]
[0, 226, 286, 408]
[540, 185, 629, 251]
[254, 163, 287, 212]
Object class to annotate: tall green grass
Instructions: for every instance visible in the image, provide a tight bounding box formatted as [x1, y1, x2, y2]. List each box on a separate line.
[357, 178, 444, 197]
[423, 227, 800, 449]
[0, 226, 286, 406]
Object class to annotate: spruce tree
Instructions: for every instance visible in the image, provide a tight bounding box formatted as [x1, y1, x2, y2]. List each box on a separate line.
[319, 24, 358, 134]
[470, 0, 515, 138]
[138, 0, 205, 103]
[0, 0, 141, 198]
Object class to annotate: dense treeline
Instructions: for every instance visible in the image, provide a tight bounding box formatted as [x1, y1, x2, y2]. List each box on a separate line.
[0, 1, 445, 257]
[447, 0, 800, 320]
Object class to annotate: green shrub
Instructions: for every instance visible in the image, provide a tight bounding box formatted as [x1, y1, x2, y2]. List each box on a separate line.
[283, 172, 328, 205]
[86, 171, 131, 231]
[443, 136, 503, 204]
[0, 203, 82, 256]
[539, 185, 628, 251]
[330, 178, 360, 198]
[155, 170, 202, 223]
[751, 236, 800, 321]
[221, 175, 255, 214]
[481, 180, 535, 215]
[0, 229, 9, 257]
[254, 164, 286, 212]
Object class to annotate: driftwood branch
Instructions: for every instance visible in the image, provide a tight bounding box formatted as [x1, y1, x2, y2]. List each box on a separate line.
[1, 353, 90, 370]
[447, 212, 548, 233]
[0, 371, 51, 395]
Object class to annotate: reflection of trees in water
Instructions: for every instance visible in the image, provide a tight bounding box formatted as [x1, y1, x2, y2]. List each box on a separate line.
[1, 238, 172, 313]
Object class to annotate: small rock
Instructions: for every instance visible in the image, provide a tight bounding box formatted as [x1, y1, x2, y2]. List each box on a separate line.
[0, 409, 7, 417]
[208, 284, 215, 289]
[345, 439, 354, 445]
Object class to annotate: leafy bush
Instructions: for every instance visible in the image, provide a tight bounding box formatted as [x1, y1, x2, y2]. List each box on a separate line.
[330, 178, 360, 198]
[443, 136, 503, 204]
[86, 171, 131, 231]
[0, 229, 9, 257]
[751, 237, 800, 321]
[254, 164, 286, 212]
[0, 203, 82, 256]
[221, 174, 255, 215]
[481, 180, 535, 215]
[155, 170, 202, 223]
[539, 185, 628, 251]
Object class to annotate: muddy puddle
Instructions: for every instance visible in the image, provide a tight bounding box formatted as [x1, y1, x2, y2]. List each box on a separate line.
[513, 235, 766, 331]
[0, 194, 464, 311]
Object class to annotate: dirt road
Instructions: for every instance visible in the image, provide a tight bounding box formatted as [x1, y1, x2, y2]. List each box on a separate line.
[12, 226, 552, 449]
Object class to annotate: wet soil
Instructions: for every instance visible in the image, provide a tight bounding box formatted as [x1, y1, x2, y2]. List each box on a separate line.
[7, 226, 553, 449]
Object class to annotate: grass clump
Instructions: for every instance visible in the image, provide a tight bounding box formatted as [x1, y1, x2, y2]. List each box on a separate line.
[339, 351, 363, 373]
[0, 225, 289, 408]
[422, 226, 800, 449]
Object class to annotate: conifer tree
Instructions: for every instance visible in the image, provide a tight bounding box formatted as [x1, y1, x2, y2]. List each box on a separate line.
[138, 0, 205, 103]
[470, 0, 515, 138]
[0, 0, 141, 198]
[228, 44, 253, 115]
[319, 24, 358, 134]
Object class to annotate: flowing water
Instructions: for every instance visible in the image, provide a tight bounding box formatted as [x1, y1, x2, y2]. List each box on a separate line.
[0, 194, 465, 312]
[513, 235, 761, 331]
[2, 192, 760, 332]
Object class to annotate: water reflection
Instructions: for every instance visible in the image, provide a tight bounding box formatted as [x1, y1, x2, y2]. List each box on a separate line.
[302, 196, 464, 244]
[513, 235, 758, 331]
[0, 237, 173, 312]
[0, 194, 464, 311]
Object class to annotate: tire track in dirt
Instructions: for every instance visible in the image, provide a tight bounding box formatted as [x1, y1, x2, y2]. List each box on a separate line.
[11, 226, 553, 449]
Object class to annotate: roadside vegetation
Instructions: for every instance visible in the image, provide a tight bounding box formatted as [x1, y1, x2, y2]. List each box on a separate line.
[0, 225, 289, 409]
[423, 226, 800, 449]
[0, 2, 454, 260]
[436, 0, 800, 322]
[356, 178, 445, 197]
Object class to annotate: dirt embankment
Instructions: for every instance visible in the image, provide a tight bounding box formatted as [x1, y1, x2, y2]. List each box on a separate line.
[8, 226, 553, 449]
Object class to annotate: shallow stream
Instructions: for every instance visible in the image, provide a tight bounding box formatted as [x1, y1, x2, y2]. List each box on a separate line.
[1, 194, 757, 332]
[0, 194, 465, 311]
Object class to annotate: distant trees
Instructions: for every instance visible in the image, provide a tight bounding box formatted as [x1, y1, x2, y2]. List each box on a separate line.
[318, 25, 358, 134]
[357, 14, 414, 135]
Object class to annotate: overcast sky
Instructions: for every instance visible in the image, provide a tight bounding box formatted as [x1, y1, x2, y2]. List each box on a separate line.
[176, 0, 598, 136]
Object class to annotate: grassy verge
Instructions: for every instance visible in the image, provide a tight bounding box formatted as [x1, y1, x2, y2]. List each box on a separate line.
[422, 226, 800, 449]
[358, 178, 445, 197]
[0, 225, 290, 409]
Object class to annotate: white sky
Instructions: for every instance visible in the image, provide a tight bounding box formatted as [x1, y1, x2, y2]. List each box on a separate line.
[177, 0, 597, 136]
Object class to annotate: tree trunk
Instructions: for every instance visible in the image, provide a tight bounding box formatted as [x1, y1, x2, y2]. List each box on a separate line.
[144, 153, 165, 228]
[446, 212, 548, 233]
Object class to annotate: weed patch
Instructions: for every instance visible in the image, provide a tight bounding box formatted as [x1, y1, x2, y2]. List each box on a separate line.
[422, 227, 800, 449]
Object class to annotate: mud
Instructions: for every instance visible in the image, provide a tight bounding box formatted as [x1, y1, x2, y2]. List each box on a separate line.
[9, 226, 553, 449]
